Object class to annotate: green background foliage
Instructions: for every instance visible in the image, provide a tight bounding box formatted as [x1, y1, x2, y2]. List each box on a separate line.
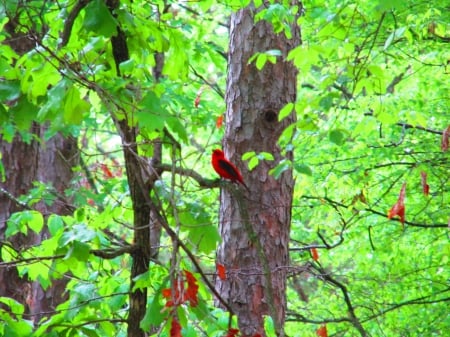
[0, 0, 448, 336]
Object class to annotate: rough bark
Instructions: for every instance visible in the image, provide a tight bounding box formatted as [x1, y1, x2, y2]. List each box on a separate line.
[0, 4, 78, 322]
[0, 124, 78, 323]
[216, 4, 300, 337]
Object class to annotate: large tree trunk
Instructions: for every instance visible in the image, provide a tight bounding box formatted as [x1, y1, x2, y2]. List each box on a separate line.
[216, 4, 300, 337]
[0, 124, 78, 323]
[0, 6, 79, 322]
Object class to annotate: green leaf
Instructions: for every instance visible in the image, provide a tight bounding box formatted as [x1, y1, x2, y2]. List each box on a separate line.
[3, 319, 33, 337]
[163, 29, 189, 80]
[294, 163, 312, 176]
[9, 96, 38, 130]
[279, 102, 294, 121]
[0, 104, 8, 124]
[0, 122, 15, 143]
[256, 53, 268, 70]
[242, 151, 256, 161]
[5, 211, 44, 237]
[248, 156, 259, 171]
[141, 284, 166, 331]
[64, 86, 89, 125]
[0, 80, 20, 101]
[269, 159, 291, 179]
[83, 0, 117, 38]
[80, 327, 100, 337]
[37, 79, 68, 122]
[26, 210, 44, 233]
[133, 271, 152, 291]
[258, 152, 275, 161]
[264, 316, 276, 336]
[329, 129, 346, 146]
[138, 91, 169, 131]
[25, 261, 50, 285]
[0, 297, 25, 315]
[99, 321, 116, 336]
[69, 241, 91, 262]
[60, 224, 96, 246]
[75, 208, 86, 222]
[166, 116, 188, 143]
[188, 224, 221, 253]
[119, 59, 135, 74]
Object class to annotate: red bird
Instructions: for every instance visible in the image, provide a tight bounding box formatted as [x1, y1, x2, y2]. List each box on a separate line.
[211, 149, 249, 191]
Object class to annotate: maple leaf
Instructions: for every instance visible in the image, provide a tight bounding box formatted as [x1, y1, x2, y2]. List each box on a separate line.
[387, 183, 406, 226]
[216, 263, 227, 280]
[441, 125, 450, 151]
[310, 247, 319, 261]
[420, 171, 429, 196]
[316, 324, 328, 337]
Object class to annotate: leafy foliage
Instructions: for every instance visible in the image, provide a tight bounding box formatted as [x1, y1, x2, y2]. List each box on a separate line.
[0, 0, 448, 336]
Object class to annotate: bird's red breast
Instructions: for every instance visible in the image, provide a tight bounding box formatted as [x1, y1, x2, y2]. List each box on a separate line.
[211, 149, 248, 190]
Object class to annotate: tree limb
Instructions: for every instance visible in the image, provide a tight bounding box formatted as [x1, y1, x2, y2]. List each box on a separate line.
[59, 0, 91, 48]
[155, 163, 220, 188]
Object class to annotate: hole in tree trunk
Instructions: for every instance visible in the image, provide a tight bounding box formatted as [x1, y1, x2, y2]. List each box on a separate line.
[263, 109, 277, 123]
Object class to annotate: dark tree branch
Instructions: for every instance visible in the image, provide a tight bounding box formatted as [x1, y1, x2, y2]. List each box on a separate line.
[302, 195, 448, 229]
[363, 289, 450, 322]
[147, 197, 235, 316]
[386, 65, 411, 93]
[395, 122, 446, 135]
[59, 0, 91, 48]
[0, 187, 30, 210]
[155, 163, 220, 189]
[311, 264, 368, 337]
[190, 65, 225, 98]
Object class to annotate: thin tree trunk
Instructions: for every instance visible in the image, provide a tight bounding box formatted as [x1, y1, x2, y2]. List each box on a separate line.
[105, 2, 164, 335]
[216, 4, 300, 337]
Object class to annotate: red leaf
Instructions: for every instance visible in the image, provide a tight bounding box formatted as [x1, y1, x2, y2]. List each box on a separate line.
[161, 288, 172, 299]
[184, 270, 199, 307]
[316, 324, 328, 337]
[441, 125, 450, 151]
[162, 278, 185, 307]
[225, 328, 240, 337]
[170, 318, 182, 337]
[194, 87, 204, 108]
[194, 96, 201, 108]
[216, 115, 224, 128]
[420, 171, 429, 196]
[387, 183, 406, 226]
[162, 270, 199, 308]
[311, 247, 319, 261]
[216, 263, 227, 280]
[100, 163, 114, 178]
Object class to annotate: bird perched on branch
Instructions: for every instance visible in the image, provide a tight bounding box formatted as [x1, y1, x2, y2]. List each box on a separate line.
[211, 149, 249, 191]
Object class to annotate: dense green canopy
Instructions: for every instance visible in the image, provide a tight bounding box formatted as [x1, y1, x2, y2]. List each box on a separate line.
[0, 0, 448, 336]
